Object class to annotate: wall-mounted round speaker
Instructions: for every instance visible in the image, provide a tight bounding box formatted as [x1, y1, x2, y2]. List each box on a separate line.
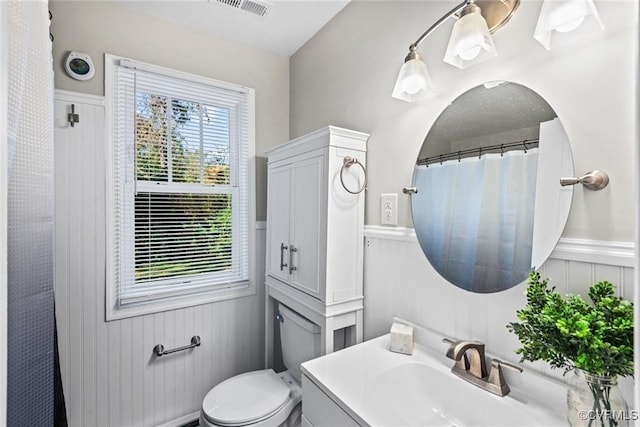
[64, 51, 95, 81]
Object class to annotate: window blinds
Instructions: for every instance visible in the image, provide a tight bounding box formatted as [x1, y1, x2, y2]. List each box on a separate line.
[112, 60, 250, 305]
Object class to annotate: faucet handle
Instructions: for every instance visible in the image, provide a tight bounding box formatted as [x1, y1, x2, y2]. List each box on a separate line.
[487, 358, 523, 396]
[492, 358, 523, 374]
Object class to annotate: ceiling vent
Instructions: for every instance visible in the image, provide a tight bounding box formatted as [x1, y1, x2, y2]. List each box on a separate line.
[216, 0, 271, 17]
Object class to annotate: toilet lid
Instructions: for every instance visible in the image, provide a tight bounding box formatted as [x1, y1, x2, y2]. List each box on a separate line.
[202, 369, 291, 425]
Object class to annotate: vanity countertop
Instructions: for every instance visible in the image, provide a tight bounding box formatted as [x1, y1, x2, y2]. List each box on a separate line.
[301, 334, 567, 426]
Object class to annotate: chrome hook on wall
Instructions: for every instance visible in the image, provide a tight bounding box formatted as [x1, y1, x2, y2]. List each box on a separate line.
[68, 104, 79, 127]
[560, 170, 609, 191]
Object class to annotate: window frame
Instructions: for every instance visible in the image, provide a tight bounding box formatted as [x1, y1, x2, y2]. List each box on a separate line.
[105, 54, 256, 321]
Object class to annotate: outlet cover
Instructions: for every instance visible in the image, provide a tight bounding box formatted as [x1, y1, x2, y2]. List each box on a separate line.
[381, 193, 398, 226]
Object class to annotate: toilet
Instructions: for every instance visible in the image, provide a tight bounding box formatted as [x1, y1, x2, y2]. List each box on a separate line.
[200, 303, 321, 427]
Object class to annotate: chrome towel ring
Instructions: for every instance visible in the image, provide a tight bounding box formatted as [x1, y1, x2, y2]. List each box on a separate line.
[340, 156, 367, 194]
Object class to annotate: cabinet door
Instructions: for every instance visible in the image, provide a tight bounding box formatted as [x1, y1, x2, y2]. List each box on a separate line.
[266, 165, 292, 283]
[290, 155, 324, 299]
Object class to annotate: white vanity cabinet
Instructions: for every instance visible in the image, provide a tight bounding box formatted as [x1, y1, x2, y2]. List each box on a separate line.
[266, 154, 324, 298]
[264, 126, 368, 360]
[301, 374, 361, 427]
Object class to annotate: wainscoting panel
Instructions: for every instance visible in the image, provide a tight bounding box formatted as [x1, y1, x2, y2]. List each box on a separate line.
[363, 226, 635, 399]
[54, 91, 267, 427]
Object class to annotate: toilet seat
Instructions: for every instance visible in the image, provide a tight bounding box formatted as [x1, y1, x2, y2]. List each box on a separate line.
[202, 369, 291, 426]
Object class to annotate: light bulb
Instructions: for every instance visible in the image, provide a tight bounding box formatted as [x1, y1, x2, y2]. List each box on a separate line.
[458, 46, 482, 61]
[402, 75, 426, 95]
[555, 16, 585, 32]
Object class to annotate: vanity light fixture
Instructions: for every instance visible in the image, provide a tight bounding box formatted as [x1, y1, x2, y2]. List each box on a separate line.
[534, 0, 603, 50]
[392, 0, 519, 102]
[391, 47, 434, 102]
[443, 2, 496, 69]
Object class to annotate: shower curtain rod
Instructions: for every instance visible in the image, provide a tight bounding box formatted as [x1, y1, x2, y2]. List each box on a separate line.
[417, 139, 539, 166]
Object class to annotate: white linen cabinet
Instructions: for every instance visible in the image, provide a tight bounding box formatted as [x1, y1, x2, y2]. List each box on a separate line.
[264, 126, 368, 363]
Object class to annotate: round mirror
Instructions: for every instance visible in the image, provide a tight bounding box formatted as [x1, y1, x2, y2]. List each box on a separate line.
[411, 82, 574, 293]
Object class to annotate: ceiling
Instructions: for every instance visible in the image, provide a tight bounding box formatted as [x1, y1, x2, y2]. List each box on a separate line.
[428, 81, 557, 143]
[114, 0, 350, 57]
[419, 81, 558, 159]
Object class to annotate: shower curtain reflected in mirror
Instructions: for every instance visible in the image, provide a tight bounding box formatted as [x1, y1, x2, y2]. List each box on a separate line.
[413, 149, 538, 292]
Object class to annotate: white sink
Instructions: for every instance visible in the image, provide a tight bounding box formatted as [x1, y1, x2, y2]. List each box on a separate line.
[301, 334, 566, 426]
[371, 362, 553, 426]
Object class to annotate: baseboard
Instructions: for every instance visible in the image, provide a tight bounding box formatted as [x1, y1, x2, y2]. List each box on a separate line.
[363, 225, 635, 268]
[156, 411, 200, 427]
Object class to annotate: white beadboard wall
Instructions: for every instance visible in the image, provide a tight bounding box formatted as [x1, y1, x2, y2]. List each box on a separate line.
[54, 91, 267, 427]
[363, 226, 635, 400]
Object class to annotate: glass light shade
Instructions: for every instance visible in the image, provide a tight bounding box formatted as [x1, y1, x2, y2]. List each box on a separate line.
[443, 11, 496, 69]
[534, 0, 603, 50]
[391, 57, 434, 102]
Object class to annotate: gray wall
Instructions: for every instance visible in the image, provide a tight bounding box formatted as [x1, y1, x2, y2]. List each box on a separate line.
[50, 0, 290, 220]
[290, 0, 637, 242]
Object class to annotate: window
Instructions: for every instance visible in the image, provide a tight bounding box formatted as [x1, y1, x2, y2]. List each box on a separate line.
[106, 55, 254, 319]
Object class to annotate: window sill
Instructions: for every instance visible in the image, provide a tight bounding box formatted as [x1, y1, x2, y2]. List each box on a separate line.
[105, 280, 255, 321]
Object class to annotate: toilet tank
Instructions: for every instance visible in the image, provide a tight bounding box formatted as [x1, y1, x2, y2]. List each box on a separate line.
[278, 303, 321, 383]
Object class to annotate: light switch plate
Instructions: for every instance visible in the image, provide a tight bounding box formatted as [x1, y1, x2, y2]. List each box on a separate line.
[381, 193, 398, 225]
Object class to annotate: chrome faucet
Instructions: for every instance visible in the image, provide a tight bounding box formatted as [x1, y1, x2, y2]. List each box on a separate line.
[442, 338, 523, 396]
[443, 339, 488, 379]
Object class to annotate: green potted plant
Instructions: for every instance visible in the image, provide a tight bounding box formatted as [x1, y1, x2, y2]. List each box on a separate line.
[507, 271, 634, 427]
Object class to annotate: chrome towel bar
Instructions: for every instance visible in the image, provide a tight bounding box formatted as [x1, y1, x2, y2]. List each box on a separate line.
[154, 335, 201, 357]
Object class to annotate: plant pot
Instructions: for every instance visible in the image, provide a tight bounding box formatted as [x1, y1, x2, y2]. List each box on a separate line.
[567, 369, 629, 427]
